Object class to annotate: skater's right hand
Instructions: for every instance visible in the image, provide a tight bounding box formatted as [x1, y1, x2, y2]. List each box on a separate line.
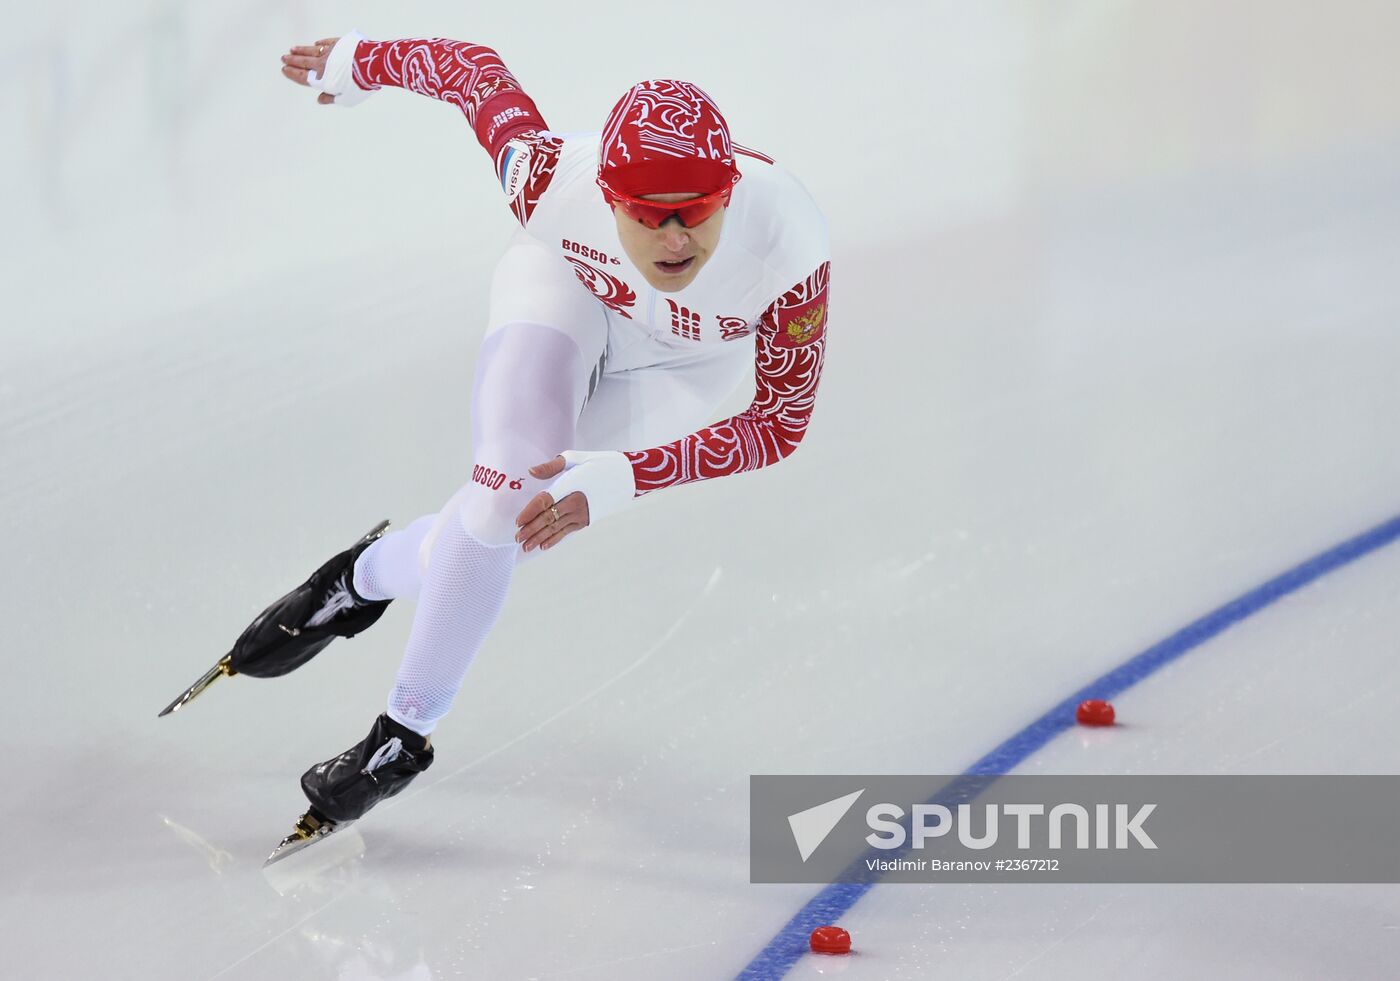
[281, 39, 339, 105]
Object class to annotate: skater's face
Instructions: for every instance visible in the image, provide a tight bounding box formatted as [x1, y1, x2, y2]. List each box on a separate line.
[612, 192, 725, 292]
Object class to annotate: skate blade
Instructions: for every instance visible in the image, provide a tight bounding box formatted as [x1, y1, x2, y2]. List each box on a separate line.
[262, 825, 366, 894]
[264, 810, 352, 867]
[157, 654, 236, 718]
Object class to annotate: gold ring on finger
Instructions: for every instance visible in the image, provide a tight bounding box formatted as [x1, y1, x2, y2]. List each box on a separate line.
[549, 505, 561, 524]
[318, 45, 326, 56]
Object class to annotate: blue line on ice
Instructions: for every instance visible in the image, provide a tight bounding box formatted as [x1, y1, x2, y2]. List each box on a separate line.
[737, 511, 1400, 980]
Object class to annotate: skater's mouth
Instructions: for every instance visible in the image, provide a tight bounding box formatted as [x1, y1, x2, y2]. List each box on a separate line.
[654, 256, 696, 275]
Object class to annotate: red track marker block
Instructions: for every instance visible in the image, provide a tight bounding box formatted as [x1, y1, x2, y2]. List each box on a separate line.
[1076, 699, 1116, 726]
[810, 925, 852, 954]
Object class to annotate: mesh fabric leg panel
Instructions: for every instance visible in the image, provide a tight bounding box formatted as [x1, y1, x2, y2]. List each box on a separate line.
[385, 513, 516, 735]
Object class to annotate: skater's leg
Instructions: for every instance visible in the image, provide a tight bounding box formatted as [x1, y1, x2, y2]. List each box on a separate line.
[351, 514, 438, 601]
[387, 317, 603, 735]
[380, 232, 607, 736]
[282, 235, 606, 837]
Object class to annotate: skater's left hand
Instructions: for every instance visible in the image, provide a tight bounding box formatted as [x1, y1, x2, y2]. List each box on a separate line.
[516, 450, 637, 552]
[516, 457, 590, 552]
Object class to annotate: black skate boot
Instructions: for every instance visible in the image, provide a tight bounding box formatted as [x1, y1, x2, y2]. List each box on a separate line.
[265, 713, 434, 865]
[158, 520, 393, 717]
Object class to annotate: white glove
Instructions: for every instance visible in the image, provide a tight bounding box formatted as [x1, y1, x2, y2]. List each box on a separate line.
[306, 30, 372, 107]
[545, 450, 636, 524]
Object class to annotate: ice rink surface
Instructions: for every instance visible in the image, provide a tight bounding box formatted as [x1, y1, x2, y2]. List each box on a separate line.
[4, 1, 1400, 978]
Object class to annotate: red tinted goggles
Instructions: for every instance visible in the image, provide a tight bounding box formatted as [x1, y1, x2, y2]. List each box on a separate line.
[600, 180, 736, 230]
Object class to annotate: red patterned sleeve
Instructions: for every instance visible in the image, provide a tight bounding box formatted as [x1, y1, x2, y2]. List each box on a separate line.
[624, 262, 830, 493]
[351, 38, 562, 225]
